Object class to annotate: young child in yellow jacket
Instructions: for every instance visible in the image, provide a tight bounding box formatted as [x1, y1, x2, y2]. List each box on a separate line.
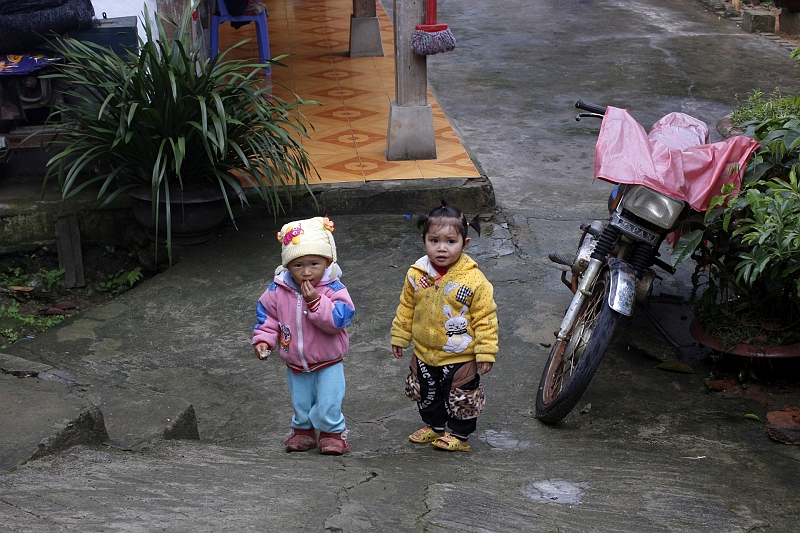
[391, 202, 498, 452]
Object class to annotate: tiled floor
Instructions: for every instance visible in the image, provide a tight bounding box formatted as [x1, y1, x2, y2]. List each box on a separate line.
[216, 0, 480, 184]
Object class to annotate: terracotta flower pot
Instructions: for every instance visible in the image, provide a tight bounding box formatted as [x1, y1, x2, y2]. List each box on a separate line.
[689, 318, 800, 358]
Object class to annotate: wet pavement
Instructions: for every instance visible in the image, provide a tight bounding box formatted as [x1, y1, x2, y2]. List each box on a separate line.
[2, 0, 800, 531]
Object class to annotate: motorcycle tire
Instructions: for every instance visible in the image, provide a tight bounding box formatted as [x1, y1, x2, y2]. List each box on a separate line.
[535, 273, 620, 424]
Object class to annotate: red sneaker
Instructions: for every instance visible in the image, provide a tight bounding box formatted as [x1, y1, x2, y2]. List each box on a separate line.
[284, 428, 317, 452]
[318, 432, 350, 455]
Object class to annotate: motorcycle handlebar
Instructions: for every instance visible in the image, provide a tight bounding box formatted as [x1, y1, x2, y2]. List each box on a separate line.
[575, 100, 607, 115]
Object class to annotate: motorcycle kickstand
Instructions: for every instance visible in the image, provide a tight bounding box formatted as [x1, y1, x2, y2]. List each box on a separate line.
[637, 302, 682, 350]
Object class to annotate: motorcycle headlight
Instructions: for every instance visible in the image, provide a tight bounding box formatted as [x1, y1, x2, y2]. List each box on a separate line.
[621, 186, 684, 229]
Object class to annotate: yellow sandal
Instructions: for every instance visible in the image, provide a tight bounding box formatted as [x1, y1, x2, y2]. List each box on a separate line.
[408, 426, 447, 443]
[432, 434, 471, 452]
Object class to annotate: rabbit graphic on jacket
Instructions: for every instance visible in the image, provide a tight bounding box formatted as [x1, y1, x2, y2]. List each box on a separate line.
[442, 305, 472, 354]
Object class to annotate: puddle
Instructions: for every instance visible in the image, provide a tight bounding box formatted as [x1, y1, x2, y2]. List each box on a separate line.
[522, 479, 588, 504]
[480, 429, 530, 450]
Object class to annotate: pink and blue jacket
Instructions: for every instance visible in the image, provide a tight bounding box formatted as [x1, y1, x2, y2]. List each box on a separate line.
[252, 269, 355, 372]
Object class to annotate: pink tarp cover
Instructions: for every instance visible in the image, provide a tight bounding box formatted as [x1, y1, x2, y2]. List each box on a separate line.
[593, 107, 760, 211]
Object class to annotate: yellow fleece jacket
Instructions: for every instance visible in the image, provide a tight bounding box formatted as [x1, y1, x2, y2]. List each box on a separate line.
[390, 253, 498, 367]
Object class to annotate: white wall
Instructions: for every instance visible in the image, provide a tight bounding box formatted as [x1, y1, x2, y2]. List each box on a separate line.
[91, 0, 158, 40]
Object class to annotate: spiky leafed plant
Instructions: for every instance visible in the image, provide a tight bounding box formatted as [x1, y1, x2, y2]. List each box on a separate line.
[43, 0, 317, 263]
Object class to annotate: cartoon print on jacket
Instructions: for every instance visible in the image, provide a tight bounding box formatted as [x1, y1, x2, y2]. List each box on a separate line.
[279, 324, 292, 353]
[442, 304, 472, 353]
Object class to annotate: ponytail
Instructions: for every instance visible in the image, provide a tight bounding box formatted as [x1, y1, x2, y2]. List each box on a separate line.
[466, 214, 482, 237]
[418, 200, 482, 240]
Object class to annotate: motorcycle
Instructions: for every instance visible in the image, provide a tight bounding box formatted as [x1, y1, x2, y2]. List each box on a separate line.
[534, 100, 760, 424]
[0, 10, 136, 157]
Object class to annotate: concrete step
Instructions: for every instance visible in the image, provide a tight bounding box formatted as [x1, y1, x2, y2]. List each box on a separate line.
[0, 352, 198, 471]
[1, 170, 494, 253]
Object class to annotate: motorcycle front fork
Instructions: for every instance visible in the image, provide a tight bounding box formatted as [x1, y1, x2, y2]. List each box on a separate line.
[555, 226, 626, 342]
[556, 288, 590, 342]
[556, 229, 683, 350]
[557, 256, 613, 341]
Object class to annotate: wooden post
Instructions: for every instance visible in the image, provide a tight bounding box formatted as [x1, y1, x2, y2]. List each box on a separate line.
[355, 0, 376, 17]
[394, 0, 426, 106]
[386, 0, 436, 160]
[55, 213, 85, 288]
[349, 0, 384, 57]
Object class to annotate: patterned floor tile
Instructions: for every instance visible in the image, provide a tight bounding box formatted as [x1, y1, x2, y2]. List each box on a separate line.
[217, 0, 478, 184]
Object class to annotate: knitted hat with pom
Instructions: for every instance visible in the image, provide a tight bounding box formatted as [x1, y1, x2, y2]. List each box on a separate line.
[277, 216, 337, 267]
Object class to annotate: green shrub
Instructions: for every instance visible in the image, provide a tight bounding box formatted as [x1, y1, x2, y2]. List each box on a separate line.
[733, 175, 800, 294]
[98, 268, 143, 296]
[37, 269, 65, 292]
[673, 112, 800, 347]
[0, 267, 29, 288]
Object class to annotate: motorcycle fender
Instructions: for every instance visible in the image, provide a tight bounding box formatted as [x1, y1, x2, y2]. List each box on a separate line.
[607, 258, 635, 316]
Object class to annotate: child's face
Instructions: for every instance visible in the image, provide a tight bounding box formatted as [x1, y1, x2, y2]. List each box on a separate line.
[423, 223, 469, 269]
[287, 254, 332, 288]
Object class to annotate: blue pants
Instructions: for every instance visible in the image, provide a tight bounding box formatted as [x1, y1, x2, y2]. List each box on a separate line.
[286, 363, 346, 434]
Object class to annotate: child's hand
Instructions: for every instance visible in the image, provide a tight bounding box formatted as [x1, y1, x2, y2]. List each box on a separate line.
[300, 280, 320, 303]
[478, 362, 493, 375]
[392, 345, 404, 359]
[254, 343, 270, 360]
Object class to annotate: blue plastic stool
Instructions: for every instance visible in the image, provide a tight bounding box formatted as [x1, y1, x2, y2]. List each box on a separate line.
[209, 0, 271, 74]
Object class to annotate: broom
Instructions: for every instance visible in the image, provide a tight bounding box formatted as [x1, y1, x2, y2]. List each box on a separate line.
[411, 0, 456, 55]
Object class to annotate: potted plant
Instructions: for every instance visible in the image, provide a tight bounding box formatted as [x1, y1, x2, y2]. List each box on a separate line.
[673, 113, 800, 355]
[42, 0, 317, 264]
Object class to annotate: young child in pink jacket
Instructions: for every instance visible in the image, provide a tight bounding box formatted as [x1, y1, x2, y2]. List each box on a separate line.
[252, 216, 355, 455]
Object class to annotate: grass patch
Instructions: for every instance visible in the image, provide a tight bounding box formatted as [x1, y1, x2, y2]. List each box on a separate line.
[731, 88, 800, 125]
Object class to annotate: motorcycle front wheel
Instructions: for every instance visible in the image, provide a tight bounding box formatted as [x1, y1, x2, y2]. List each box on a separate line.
[535, 273, 620, 424]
